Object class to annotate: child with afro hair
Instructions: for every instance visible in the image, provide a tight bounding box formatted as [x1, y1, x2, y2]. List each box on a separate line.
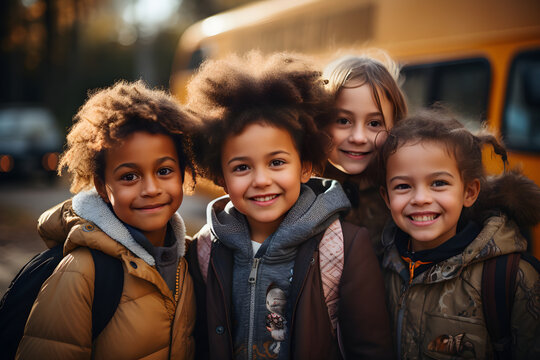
[186, 52, 393, 360]
[16, 80, 198, 359]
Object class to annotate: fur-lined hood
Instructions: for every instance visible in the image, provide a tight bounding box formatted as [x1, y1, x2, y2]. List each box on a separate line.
[470, 169, 540, 228]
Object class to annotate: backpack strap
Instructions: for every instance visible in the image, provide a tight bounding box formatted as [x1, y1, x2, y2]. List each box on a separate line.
[319, 218, 344, 330]
[482, 252, 521, 359]
[521, 252, 540, 273]
[89, 249, 124, 340]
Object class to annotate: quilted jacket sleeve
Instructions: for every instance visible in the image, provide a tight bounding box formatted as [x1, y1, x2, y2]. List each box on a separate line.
[16, 247, 95, 360]
[339, 222, 394, 359]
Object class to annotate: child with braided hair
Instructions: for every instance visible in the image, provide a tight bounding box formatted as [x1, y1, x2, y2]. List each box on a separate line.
[186, 51, 393, 360]
[377, 108, 540, 359]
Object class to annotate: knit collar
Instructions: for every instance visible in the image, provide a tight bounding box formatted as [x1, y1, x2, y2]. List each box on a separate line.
[72, 189, 186, 266]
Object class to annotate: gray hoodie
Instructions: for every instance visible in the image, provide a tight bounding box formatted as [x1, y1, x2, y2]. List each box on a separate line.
[206, 178, 350, 360]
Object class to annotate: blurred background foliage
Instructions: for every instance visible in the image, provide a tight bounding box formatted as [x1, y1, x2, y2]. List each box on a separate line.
[0, 0, 253, 132]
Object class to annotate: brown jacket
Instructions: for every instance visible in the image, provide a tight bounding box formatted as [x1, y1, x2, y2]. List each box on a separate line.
[187, 220, 393, 360]
[16, 194, 196, 360]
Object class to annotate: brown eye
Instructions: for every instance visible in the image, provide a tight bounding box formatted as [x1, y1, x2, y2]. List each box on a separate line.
[121, 173, 138, 181]
[432, 180, 449, 187]
[158, 167, 173, 176]
[367, 120, 383, 127]
[233, 164, 249, 172]
[270, 159, 285, 167]
[336, 117, 350, 125]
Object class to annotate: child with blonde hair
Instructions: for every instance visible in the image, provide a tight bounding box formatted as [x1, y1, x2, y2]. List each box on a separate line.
[321, 51, 408, 257]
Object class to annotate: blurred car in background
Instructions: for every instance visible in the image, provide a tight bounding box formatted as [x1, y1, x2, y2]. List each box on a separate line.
[0, 106, 62, 182]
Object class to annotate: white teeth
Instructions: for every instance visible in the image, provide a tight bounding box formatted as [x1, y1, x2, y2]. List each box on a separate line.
[345, 151, 364, 156]
[411, 214, 436, 221]
[253, 195, 277, 202]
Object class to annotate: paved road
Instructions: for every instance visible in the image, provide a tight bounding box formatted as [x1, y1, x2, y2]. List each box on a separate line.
[0, 178, 210, 297]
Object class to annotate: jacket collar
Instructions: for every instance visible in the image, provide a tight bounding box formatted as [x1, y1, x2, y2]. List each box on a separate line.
[205, 178, 350, 259]
[382, 215, 528, 285]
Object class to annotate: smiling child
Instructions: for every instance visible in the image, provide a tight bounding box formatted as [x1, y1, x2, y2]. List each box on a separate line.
[16, 80, 197, 359]
[378, 109, 540, 359]
[321, 52, 408, 257]
[186, 51, 393, 360]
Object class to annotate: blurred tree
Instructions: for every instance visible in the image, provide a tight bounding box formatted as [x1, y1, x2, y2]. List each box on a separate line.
[0, 0, 255, 131]
[0, 0, 102, 103]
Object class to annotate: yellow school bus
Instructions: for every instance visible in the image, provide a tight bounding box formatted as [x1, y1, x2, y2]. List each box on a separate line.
[170, 0, 540, 256]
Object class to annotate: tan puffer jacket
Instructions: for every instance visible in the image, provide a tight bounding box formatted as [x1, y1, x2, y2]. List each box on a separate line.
[382, 215, 540, 359]
[16, 191, 196, 360]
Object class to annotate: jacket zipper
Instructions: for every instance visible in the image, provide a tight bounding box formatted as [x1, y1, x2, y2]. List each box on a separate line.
[247, 257, 261, 359]
[168, 263, 183, 359]
[396, 283, 410, 359]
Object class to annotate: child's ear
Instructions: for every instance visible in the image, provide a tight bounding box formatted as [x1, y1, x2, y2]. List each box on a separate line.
[217, 177, 228, 193]
[380, 186, 390, 209]
[300, 161, 312, 183]
[93, 176, 110, 203]
[463, 179, 481, 208]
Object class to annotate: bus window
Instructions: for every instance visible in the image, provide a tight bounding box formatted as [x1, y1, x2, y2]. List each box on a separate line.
[401, 58, 490, 130]
[502, 49, 540, 153]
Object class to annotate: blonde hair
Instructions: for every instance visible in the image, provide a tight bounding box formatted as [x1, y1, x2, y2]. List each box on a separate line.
[323, 50, 407, 128]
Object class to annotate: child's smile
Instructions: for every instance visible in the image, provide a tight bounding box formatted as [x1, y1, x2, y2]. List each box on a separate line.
[340, 149, 371, 159]
[407, 212, 440, 224]
[250, 193, 280, 205]
[221, 123, 311, 243]
[133, 201, 170, 212]
[383, 141, 479, 251]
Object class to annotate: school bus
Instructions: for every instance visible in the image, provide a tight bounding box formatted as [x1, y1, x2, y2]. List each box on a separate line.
[170, 0, 540, 256]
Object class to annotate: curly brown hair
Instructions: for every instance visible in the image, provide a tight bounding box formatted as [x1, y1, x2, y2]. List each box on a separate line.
[186, 51, 333, 185]
[59, 80, 198, 193]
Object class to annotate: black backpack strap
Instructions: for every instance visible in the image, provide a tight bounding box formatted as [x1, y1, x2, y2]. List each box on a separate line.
[89, 249, 124, 340]
[520, 252, 540, 273]
[482, 253, 521, 360]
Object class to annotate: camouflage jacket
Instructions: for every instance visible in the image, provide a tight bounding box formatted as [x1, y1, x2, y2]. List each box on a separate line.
[381, 215, 540, 359]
